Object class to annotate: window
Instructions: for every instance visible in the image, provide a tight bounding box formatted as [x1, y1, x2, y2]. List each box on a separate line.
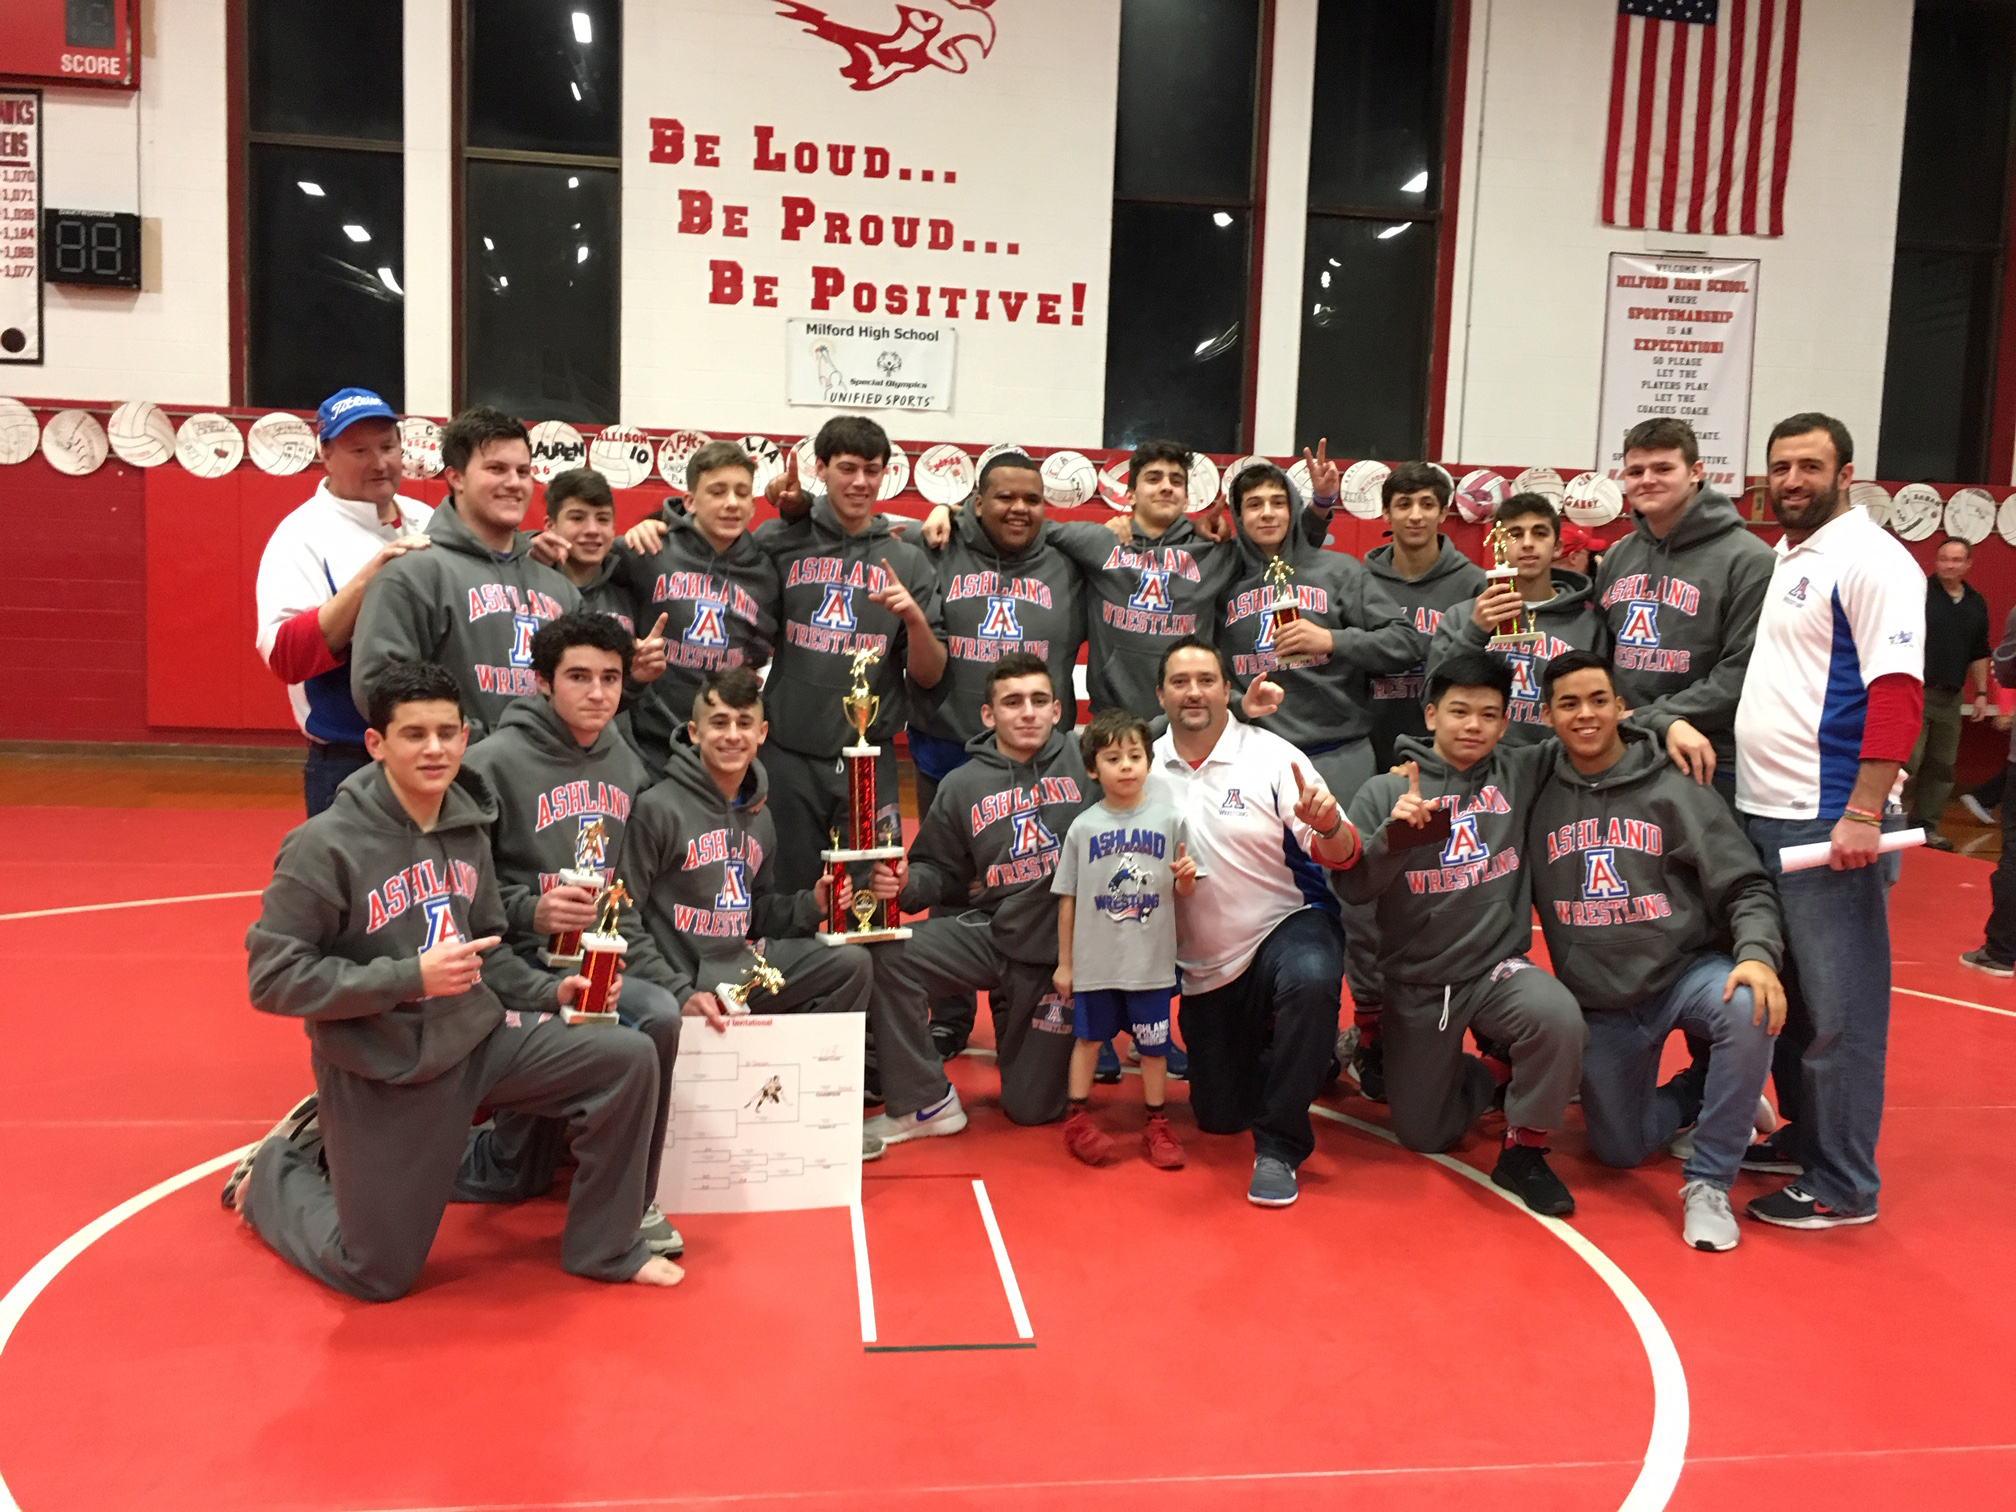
[243, 0, 405, 410]
[462, 0, 621, 423]
[1876, 1, 2016, 482]
[1296, 0, 1451, 460]
[1103, 0, 1265, 453]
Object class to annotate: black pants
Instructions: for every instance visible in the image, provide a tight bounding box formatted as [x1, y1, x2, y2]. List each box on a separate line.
[1177, 909, 1346, 1167]
[1985, 763, 2016, 964]
[303, 742, 372, 817]
[913, 764, 982, 1049]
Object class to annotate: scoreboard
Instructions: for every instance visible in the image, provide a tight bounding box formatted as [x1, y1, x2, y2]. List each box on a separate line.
[0, 0, 140, 92]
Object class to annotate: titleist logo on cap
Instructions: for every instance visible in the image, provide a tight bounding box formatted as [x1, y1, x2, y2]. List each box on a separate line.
[329, 394, 381, 415]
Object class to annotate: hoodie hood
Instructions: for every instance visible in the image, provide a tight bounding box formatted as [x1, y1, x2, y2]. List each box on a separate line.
[662, 728, 769, 814]
[952, 498, 1049, 568]
[427, 497, 536, 563]
[1230, 471, 1323, 575]
[491, 693, 626, 765]
[1365, 536, 1483, 589]
[1633, 483, 1745, 552]
[329, 756, 502, 838]
[1545, 722, 1667, 792]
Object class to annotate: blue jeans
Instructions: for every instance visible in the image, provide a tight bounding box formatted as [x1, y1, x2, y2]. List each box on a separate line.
[1743, 814, 1892, 1213]
[1580, 954, 1772, 1188]
[303, 742, 372, 817]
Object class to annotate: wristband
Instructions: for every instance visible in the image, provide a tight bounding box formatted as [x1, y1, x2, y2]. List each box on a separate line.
[1842, 806, 1883, 827]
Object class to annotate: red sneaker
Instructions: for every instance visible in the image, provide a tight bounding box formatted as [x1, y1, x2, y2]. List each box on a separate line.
[1063, 1108, 1113, 1166]
[1142, 1114, 1185, 1169]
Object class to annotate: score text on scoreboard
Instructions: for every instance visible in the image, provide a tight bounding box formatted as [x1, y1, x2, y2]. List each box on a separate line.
[0, 0, 139, 92]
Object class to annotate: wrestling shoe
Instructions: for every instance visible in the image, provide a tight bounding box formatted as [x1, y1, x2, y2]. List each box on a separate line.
[863, 1085, 968, 1146]
[1063, 1108, 1112, 1166]
[1093, 1039, 1122, 1084]
[1248, 1156, 1298, 1207]
[1746, 1184, 1877, 1229]
[220, 1093, 320, 1211]
[1740, 1130, 1804, 1176]
[1491, 1144, 1575, 1217]
[639, 1202, 685, 1258]
[1141, 1114, 1185, 1169]
[1960, 948, 2015, 978]
[1680, 1180, 1739, 1252]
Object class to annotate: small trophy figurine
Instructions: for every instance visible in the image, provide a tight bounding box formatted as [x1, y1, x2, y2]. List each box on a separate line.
[1261, 554, 1314, 669]
[714, 947, 789, 1015]
[1480, 521, 1539, 652]
[818, 648, 912, 945]
[541, 817, 609, 967]
[564, 879, 629, 1026]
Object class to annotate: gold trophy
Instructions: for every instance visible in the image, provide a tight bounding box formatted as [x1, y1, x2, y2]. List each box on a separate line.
[1481, 521, 1544, 654]
[1262, 554, 1314, 669]
[540, 817, 609, 967]
[714, 947, 789, 1015]
[564, 879, 629, 1026]
[818, 647, 912, 945]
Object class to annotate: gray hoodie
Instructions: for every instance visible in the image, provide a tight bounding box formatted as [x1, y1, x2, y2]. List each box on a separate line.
[351, 502, 581, 739]
[754, 498, 945, 757]
[900, 725, 1093, 966]
[574, 552, 640, 632]
[1335, 733, 1554, 987]
[1595, 485, 1774, 767]
[1216, 486, 1424, 752]
[1529, 726, 1781, 1012]
[1362, 539, 1491, 767]
[622, 737, 823, 1006]
[245, 761, 559, 1085]
[1428, 569, 1611, 744]
[910, 505, 1087, 744]
[457, 697, 674, 990]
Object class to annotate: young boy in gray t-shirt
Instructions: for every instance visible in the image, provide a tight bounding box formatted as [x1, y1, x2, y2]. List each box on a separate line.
[1052, 709, 1199, 1169]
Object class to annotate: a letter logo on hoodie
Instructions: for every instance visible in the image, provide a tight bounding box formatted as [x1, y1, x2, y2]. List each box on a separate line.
[365, 858, 482, 932]
[675, 828, 764, 937]
[1443, 814, 1488, 866]
[1544, 817, 1674, 924]
[979, 596, 1023, 639]
[1130, 567, 1171, 613]
[1616, 600, 1661, 648]
[420, 896, 464, 951]
[812, 584, 856, 630]
[1403, 788, 1521, 895]
[716, 859, 749, 909]
[686, 601, 729, 647]
[1582, 848, 1628, 900]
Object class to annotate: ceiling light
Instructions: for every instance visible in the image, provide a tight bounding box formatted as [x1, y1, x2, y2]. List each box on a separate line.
[342, 223, 370, 243]
[568, 176, 580, 188]
[577, 245, 590, 262]
[1402, 170, 1429, 193]
[570, 82, 582, 101]
[1319, 270, 1331, 289]
[572, 11, 592, 44]
[1212, 211, 1233, 228]
[377, 266, 404, 295]
[297, 180, 324, 197]
[1377, 222, 1413, 240]
[483, 237, 494, 251]
[498, 276, 509, 288]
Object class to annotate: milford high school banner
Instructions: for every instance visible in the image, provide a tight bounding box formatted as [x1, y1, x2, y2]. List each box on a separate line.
[623, 0, 1122, 446]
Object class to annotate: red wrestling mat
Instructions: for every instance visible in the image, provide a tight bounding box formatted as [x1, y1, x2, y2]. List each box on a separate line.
[1, 811, 2012, 1512]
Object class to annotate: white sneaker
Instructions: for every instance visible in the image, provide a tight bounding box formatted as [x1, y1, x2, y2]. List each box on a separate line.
[1753, 1095, 1780, 1138]
[1680, 1180, 1739, 1252]
[863, 1085, 967, 1145]
[1963, 793, 1996, 826]
[1667, 1127, 1695, 1161]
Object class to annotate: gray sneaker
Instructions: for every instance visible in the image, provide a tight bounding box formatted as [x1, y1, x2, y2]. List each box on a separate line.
[639, 1201, 684, 1258]
[862, 1128, 886, 1162]
[221, 1092, 319, 1211]
[1680, 1180, 1739, 1252]
[1248, 1156, 1299, 1207]
[1667, 1127, 1696, 1161]
[863, 1085, 968, 1146]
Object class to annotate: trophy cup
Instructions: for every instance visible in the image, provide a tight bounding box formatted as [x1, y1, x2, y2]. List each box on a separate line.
[1262, 554, 1314, 669]
[818, 647, 912, 946]
[540, 817, 609, 967]
[715, 947, 788, 1015]
[563, 879, 629, 1026]
[1481, 521, 1544, 654]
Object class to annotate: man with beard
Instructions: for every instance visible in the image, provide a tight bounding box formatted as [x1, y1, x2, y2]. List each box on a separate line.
[1734, 413, 1923, 1231]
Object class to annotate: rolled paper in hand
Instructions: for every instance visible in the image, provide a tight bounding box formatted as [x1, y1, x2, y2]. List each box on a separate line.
[1778, 827, 1923, 874]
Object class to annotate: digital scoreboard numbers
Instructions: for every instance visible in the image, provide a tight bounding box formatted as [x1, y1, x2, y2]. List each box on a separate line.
[0, 0, 138, 91]
[42, 209, 139, 289]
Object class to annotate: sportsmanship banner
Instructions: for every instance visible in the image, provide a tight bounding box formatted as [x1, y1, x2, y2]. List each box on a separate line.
[623, 0, 1121, 445]
[1596, 252, 1758, 489]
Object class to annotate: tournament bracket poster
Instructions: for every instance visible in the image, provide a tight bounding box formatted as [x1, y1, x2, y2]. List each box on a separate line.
[1596, 253, 1760, 490]
[624, 0, 1120, 446]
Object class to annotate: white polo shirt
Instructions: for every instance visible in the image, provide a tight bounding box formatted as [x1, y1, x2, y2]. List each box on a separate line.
[1152, 716, 1347, 993]
[1734, 504, 1924, 820]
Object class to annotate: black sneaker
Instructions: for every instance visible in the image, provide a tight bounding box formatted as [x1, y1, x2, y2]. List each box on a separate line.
[1924, 834, 1956, 853]
[1350, 1038, 1387, 1103]
[1959, 948, 2015, 979]
[1491, 1144, 1575, 1217]
[1745, 1184, 1877, 1229]
[1739, 1131, 1803, 1176]
[221, 1092, 319, 1211]
[930, 1022, 967, 1060]
[1093, 1039, 1122, 1084]
[863, 1063, 884, 1108]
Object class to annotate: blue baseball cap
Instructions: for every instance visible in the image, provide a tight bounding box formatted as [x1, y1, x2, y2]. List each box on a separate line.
[316, 387, 398, 440]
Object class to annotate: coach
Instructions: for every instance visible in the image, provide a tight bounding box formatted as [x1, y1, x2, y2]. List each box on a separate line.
[1734, 413, 1923, 1231]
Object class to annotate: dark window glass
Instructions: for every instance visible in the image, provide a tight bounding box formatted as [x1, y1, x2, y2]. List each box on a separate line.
[1892, 5, 2016, 249]
[1306, 0, 1442, 213]
[247, 145, 405, 409]
[248, 0, 403, 142]
[1878, 251, 2001, 482]
[464, 162, 619, 423]
[467, 0, 621, 156]
[1296, 217, 1435, 459]
[1114, 0, 1261, 201]
[1102, 204, 1250, 453]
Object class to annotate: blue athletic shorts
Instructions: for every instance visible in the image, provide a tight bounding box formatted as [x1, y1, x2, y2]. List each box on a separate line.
[1073, 989, 1174, 1054]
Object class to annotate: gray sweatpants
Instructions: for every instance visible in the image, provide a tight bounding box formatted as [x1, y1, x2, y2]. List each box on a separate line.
[243, 1014, 658, 1301]
[1306, 739, 1383, 1015]
[1381, 957, 1585, 1153]
[763, 741, 902, 894]
[454, 941, 871, 1204]
[870, 911, 1075, 1125]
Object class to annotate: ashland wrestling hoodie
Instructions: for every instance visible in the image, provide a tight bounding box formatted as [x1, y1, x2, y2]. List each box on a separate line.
[1428, 568, 1610, 743]
[754, 498, 945, 757]
[1529, 725, 1782, 1013]
[622, 735, 822, 1005]
[1336, 734, 1554, 988]
[616, 508, 780, 723]
[1362, 539, 1490, 767]
[900, 725, 1093, 966]
[1217, 484, 1424, 752]
[351, 502, 580, 740]
[910, 505, 1087, 745]
[245, 761, 559, 1085]
[457, 697, 674, 991]
[1594, 485, 1774, 768]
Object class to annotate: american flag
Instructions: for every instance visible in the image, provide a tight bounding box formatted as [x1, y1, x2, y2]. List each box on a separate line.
[1602, 0, 1803, 237]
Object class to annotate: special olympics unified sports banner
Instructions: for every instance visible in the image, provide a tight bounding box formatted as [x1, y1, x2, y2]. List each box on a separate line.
[623, 0, 1121, 446]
